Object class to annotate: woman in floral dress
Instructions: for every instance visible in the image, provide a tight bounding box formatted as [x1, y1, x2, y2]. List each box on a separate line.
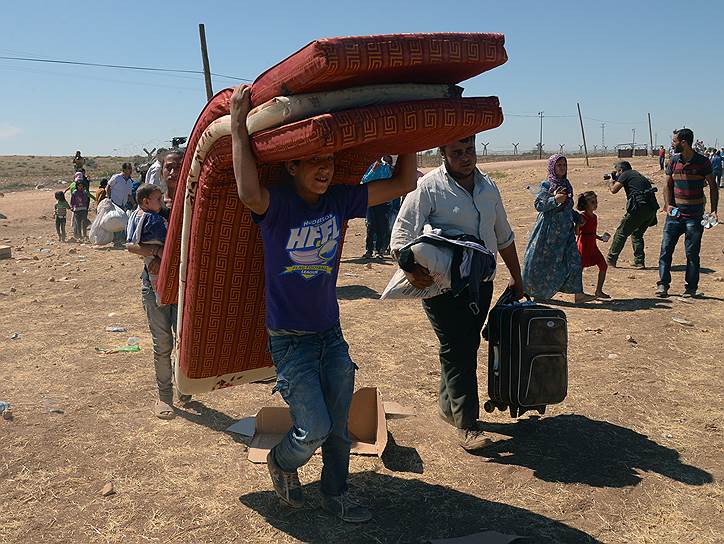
[522, 154, 595, 303]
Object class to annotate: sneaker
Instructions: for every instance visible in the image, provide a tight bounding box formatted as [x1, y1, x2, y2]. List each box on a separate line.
[682, 290, 703, 299]
[374, 251, 385, 260]
[321, 492, 372, 523]
[457, 427, 493, 451]
[266, 451, 304, 508]
[362, 251, 372, 260]
[607, 259, 617, 268]
[655, 284, 669, 298]
[631, 263, 645, 270]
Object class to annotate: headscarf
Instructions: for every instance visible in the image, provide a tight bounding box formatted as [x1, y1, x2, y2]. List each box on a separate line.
[546, 154, 573, 196]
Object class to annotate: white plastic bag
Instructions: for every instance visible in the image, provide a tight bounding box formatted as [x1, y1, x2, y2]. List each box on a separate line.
[380, 243, 452, 300]
[100, 201, 128, 233]
[89, 199, 113, 245]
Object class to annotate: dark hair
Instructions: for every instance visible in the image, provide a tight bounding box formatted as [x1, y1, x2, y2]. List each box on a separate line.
[576, 191, 597, 211]
[614, 161, 632, 171]
[121, 162, 132, 171]
[99, 178, 108, 188]
[54, 191, 66, 201]
[161, 148, 184, 165]
[439, 134, 476, 155]
[136, 183, 162, 203]
[673, 128, 694, 146]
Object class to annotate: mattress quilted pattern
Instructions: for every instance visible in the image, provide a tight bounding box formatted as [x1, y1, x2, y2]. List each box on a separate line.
[251, 33, 507, 105]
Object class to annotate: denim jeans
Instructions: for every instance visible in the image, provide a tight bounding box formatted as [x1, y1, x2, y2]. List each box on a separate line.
[658, 215, 705, 291]
[141, 277, 177, 404]
[365, 204, 390, 253]
[269, 324, 356, 497]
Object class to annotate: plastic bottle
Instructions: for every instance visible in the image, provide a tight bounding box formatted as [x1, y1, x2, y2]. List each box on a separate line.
[127, 336, 141, 346]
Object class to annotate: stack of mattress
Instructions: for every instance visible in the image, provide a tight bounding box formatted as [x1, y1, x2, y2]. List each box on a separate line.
[156, 32, 508, 394]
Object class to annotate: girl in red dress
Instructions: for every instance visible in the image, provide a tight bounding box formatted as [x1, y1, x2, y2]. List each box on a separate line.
[576, 191, 611, 299]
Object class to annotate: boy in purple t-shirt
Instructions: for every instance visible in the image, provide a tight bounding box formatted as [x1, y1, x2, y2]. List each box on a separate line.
[231, 85, 416, 523]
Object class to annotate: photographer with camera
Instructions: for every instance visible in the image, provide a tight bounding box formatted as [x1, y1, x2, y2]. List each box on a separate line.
[604, 161, 659, 269]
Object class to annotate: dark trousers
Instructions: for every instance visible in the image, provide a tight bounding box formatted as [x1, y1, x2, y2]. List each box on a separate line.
[72, 209, 88, 239]
[55, 216, 66, 241]
[422, 282, 494, 429]
[607, 206, 657, 266]
[714, 171, 722, 187]
[658, 215, 704, 292]
[365, 204, 390, 253]
[659, 156, 665, 170]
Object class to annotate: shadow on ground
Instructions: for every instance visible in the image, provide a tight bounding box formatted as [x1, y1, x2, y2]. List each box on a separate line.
[337, 284, 380, 300]
[669, 264, 715, 274]
[476, 414, 713, 488]
[380, 433, 424, 474]
[175, 400, 249, 446]
[340, 256, 395, 265]
[545, 297, 671, 311]
[239, 471, 601, 543]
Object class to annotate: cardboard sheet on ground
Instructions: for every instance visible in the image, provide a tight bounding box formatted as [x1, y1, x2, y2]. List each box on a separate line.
[226, 387, 414, 463]
[428, 531, 525, 544]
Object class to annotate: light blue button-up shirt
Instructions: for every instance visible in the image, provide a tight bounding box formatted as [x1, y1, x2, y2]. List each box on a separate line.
[390, 164, 514, 280]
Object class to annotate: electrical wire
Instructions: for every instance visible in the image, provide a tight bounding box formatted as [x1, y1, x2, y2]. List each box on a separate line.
[0, 54, 252, 82]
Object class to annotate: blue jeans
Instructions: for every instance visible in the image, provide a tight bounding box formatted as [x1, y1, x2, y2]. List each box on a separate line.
[269, 324, 356, 497]
[141, 277, 178, 403]
[657, 215, 704, 291]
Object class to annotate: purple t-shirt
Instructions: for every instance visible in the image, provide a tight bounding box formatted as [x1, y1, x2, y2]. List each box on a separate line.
[252, 183, 368, 332]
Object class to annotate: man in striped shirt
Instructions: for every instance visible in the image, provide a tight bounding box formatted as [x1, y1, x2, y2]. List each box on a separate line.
[656, 128, 719, 298]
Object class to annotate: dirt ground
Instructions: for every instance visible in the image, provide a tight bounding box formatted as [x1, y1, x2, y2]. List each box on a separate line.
[1, 156, 722, 544]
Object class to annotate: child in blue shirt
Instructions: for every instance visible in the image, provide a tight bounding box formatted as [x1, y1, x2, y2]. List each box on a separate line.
[127, 184, 167, 295]
[231, 85, 416, 523]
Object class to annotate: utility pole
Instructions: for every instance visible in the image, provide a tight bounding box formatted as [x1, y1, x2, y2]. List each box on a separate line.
[482, 142, 489, 156]
[632, 128, 636, 148]
[512, 142, 519, 155]
[198, 23, 213, 101]
[647, 113, 653, 155]
[538, 111, 544, 159]
[577, 102, 590, 166]
[600, 123, 606, 149]
[559, 144, 565, 154]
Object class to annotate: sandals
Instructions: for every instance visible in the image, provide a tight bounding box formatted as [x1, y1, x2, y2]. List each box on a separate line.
[154, 400, 175, 420]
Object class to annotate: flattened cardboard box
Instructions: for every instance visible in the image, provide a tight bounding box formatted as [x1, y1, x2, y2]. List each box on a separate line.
[0, 246, 11, 260]
[237, 387, 414, 463]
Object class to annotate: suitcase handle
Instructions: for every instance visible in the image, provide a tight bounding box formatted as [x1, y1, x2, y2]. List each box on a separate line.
[496, 286, 532, 307]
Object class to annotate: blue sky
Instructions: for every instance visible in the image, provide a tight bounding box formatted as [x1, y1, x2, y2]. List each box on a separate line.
[1, 0, 720, 156]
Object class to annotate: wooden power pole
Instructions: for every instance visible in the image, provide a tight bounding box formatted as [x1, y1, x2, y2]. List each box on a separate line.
[647, 113, 654, 155]
[198, 23, 213, 101]
[577, 102, 590, 166]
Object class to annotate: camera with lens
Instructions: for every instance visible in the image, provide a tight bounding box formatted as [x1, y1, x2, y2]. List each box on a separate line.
[603, 171, 618, 182]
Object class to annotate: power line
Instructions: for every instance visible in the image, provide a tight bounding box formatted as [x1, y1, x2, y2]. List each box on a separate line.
[0, 54, 251, 82]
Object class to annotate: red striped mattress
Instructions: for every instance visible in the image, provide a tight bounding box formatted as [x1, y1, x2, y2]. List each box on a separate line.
[250, 33, 507, 105]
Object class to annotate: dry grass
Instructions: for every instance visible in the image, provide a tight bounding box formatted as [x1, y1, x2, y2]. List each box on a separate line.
[0, 156, 722, 543]
[0, 155, 141, 191]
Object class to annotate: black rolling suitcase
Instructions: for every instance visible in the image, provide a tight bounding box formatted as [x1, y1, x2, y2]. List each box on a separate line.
[482, 288, 568, 418]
